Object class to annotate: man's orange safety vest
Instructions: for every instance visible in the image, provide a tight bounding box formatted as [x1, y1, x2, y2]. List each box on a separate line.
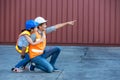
[29, 31, 46, 59]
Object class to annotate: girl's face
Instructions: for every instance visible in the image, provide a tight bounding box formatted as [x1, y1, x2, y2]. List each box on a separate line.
[33, 27, 38, 32]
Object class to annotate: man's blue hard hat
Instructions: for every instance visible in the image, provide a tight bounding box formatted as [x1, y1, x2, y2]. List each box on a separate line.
[25, 20, 39, 30]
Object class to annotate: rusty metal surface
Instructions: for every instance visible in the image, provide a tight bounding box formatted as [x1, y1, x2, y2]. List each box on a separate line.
[0, 0, 120, 45]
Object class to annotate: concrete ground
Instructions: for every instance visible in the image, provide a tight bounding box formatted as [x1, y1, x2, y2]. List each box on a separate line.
[0, 45, 120, 80]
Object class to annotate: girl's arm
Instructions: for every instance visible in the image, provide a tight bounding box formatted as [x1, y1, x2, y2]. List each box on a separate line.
[24, 35, 44, 45]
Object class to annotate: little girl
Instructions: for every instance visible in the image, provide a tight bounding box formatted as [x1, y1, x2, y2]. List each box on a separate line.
[11, 20, 42, 72]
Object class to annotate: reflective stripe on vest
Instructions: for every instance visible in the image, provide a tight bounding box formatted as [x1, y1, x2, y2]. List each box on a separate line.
[31, 49, 43, 53]
[29, 31, 46, 59]
[16, 45, 29, 53]
[20, 31, 30, 36]
[15, 30, 30, 54]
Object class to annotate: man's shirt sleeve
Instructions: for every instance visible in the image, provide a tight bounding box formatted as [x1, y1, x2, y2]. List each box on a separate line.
[46, 26, 56, 34]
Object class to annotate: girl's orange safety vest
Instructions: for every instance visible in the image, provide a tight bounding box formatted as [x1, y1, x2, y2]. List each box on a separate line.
[29, 31, 46, 59]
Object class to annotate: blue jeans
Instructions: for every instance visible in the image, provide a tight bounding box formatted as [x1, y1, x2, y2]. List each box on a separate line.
[15, 53, 30, 68]
[31, 46, 61, 73]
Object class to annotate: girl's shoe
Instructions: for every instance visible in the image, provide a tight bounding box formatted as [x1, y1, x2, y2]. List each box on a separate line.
[11, 68, 23, 73]
[21, 66, 29, 70]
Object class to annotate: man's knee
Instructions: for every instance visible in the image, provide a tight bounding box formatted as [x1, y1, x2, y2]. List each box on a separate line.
[55, 46, 61, 53]
[47, 67, 54, 73]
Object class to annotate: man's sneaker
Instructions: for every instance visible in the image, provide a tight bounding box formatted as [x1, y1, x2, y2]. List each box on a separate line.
[11, 68, 23, 73]
[28, 65, 35, 72]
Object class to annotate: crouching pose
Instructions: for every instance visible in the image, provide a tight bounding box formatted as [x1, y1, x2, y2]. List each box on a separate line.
[24, 17, 76, 73]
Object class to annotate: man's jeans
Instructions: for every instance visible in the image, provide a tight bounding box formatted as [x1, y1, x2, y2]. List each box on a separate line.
[31, 46, 61, 73]
[15, 53, 30, 68]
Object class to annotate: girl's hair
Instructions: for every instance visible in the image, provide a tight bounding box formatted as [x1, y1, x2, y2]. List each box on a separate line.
[21, 26, 36, 33]
[30, 27, 34, 30]
[21, 29, 31, 32]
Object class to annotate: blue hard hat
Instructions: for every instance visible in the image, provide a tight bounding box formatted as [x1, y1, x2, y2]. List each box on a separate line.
[25, 20, 39, 30]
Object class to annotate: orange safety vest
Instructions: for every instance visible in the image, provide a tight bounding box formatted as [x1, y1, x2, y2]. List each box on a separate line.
[29, 31, 46, 59]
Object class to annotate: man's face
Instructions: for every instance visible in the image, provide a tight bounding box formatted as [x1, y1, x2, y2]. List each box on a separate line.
[38, 23, 47, 31]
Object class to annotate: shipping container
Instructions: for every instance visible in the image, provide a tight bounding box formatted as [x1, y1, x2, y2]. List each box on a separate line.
[0, 0, 120, 46]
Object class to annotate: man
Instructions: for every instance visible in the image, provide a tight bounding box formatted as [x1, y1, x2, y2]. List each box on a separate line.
[27, 17, 76, 73]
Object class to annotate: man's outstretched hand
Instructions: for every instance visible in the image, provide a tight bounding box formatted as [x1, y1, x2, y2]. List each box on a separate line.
[67, 20, 77, 26]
